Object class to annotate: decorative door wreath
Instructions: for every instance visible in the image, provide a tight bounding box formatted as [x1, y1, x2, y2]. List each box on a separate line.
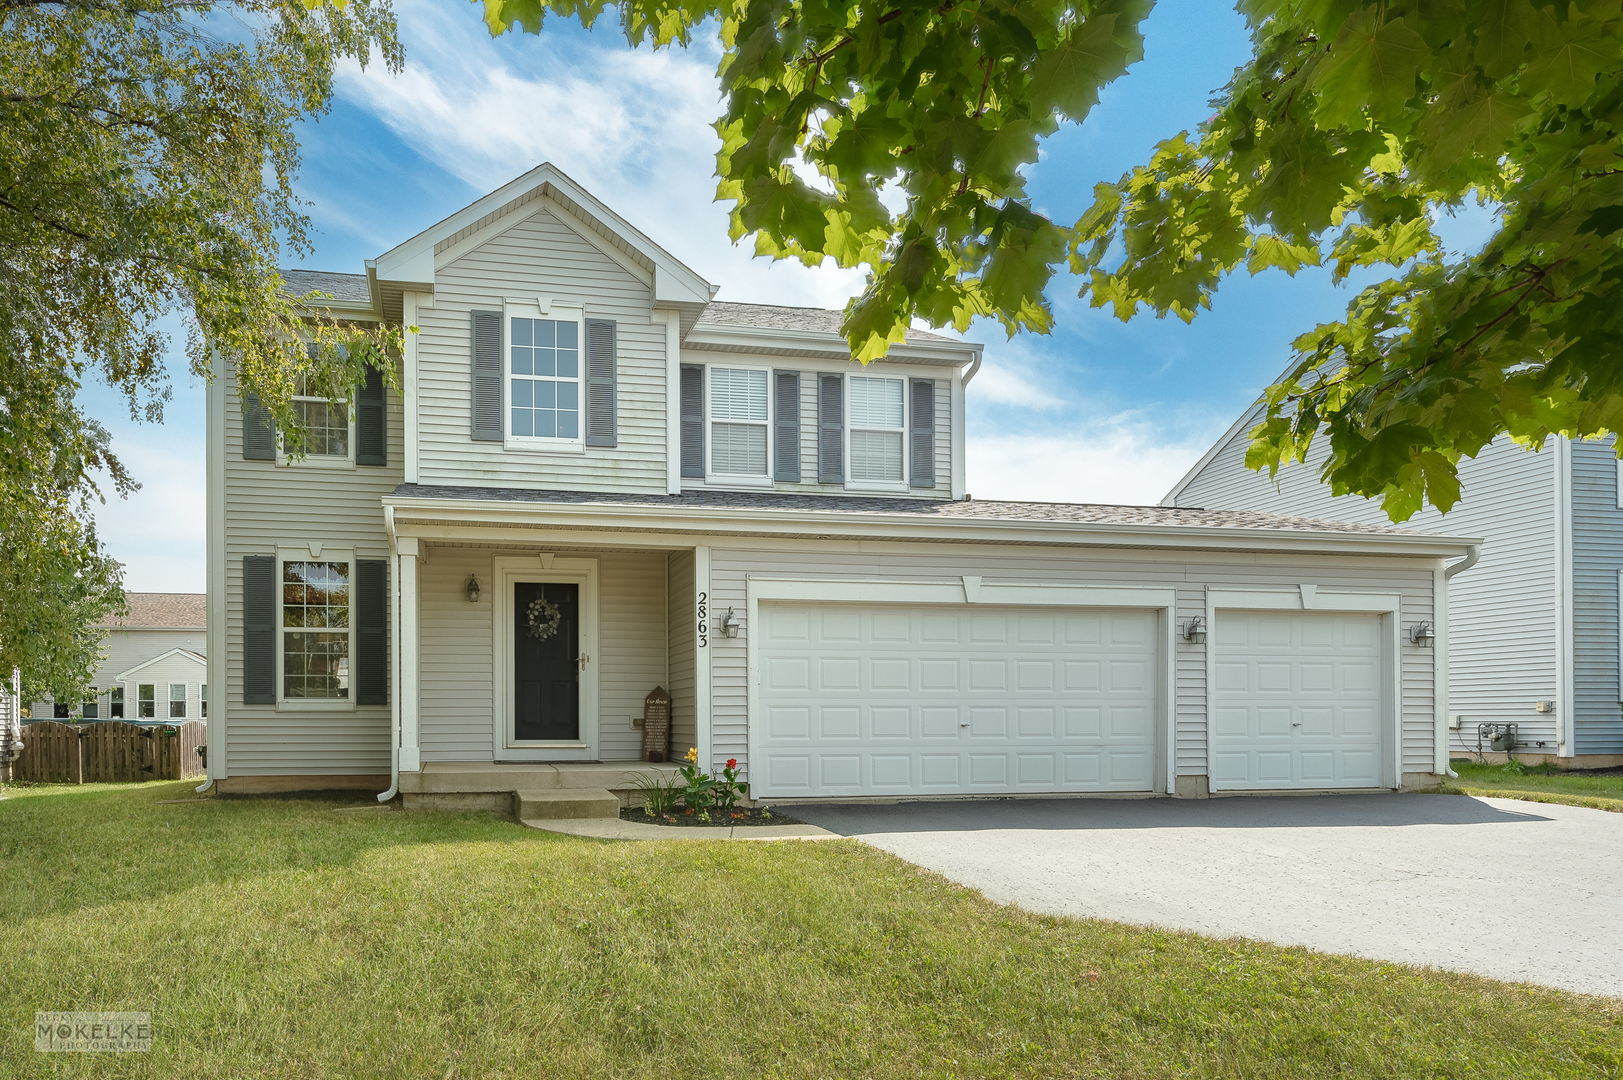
[526, 597, 563, 641]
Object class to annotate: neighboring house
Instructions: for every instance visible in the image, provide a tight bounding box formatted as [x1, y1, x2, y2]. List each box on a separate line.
[32, 593, 208, 723]
[1166, 403, 1623, 768]
[205, 163, 1478, 805]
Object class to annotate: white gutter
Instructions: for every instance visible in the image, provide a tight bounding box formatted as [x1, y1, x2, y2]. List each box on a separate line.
[1436, 544, 1483, 779]
[383, 494, 1482, 560]
[962, 350, 982, 387]
[377, 505, 400, 804]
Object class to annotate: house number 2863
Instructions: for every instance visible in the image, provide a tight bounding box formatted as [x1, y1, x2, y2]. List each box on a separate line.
[697, 591, 708, 648]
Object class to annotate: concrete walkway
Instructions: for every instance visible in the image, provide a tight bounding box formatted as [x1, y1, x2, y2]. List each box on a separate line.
[523, 817, 838, 841]
[792, 793, 1623, 998]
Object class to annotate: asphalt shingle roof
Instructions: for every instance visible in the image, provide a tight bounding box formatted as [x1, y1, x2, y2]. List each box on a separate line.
[696, 301, 958, 344]
[99, 593, 207, 629]
[390, 484, 1411, 535]
[282, 269, 371, 303]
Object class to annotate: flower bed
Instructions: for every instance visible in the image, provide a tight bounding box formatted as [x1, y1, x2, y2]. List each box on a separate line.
[620, 805, 802, 828]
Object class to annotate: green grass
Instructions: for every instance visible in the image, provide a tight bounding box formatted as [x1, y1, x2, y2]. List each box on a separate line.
[1443, 760, 1623, 813]
[2, 782, 1619, 1079]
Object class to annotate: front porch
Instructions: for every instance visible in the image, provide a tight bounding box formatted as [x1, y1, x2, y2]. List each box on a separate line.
[401, 760, 687, 815]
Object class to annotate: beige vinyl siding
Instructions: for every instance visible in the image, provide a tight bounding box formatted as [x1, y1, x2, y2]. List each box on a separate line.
[416, 206, 668, 492]
[706, 541, 1438, 783]
[416, 545, 669, 762]
[681, 357, 954, 498]
[666, 550, 698, 756]
[221, 359, 403, 776]
[1173, 428, 1560, 751]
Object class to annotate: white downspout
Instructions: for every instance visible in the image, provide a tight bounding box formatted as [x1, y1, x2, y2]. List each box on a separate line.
[378, 505, 400, 803]
[1437, 544, 1482, 779]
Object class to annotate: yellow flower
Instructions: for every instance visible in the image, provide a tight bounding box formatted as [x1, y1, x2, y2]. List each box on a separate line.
[685, 747, 698, 764]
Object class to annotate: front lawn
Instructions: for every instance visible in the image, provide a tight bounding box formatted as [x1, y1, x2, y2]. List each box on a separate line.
[1444, 760, 1623, 813]
[2, 782, 1619, 1078]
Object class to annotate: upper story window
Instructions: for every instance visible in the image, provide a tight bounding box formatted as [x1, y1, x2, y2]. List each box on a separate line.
[709, 367, 770, 478]
[510, 318, 580, 440]
[282, 560, 350, 700]
[849, 375, 905, 483]
[292, 374, 350, 457]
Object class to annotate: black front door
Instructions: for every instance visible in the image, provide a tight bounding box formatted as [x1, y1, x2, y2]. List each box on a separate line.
[514, 582, 579, 741]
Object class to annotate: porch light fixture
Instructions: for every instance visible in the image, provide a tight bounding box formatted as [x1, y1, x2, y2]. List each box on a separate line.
[465, 574, 481, 603]
[1181, 616, 1207, 644]
[719, 607, 739, 638]
[1410, 621, 1435, 647]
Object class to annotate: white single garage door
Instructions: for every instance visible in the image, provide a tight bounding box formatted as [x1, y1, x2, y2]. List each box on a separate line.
[1212, 611, 1385, 790]
[755, 602, 1158, 799]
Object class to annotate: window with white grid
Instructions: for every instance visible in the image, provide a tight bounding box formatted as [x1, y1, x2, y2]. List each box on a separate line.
[849, 376, 905, 483]
[709, 367, 770, 477]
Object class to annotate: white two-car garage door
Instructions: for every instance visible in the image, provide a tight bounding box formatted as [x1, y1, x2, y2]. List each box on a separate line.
[755, 603, 1158, 799]
[1212, 611, 1385, 790]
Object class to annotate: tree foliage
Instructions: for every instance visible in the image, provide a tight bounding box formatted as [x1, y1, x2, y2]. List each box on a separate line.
[483, 0, 1623, 521]
[1, 0, 402, 692]
[1073, 0, 1623, 520]
[478, 0, 1151, 360]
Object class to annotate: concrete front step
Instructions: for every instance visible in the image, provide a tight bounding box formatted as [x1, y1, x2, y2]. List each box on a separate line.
[514, 787, 620, 821]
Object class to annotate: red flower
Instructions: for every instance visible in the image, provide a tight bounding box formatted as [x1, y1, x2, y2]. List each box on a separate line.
[726, 758, 738, 770]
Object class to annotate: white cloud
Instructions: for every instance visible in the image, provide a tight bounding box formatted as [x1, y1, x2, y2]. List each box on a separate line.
[335, 1, 867, 309]
[89, 439, 206, 593]
[967, 417, 1223, 506]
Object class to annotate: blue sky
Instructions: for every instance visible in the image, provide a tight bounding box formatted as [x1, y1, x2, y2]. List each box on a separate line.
[82, 0, 1492, 592]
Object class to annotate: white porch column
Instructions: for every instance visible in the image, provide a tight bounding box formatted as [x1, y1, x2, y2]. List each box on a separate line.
[694, 545, 712, 770]
[397, 537, 421, 772]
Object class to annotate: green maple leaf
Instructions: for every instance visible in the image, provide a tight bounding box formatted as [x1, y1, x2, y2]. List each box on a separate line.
[1309, 10, 1428, 126]
[1026, 11, 1141, 122]
[1522, 22, 1616, 107]
[1473, 0, 1542, 79]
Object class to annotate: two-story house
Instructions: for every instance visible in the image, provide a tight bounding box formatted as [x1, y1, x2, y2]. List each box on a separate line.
[1168, 404, 1623, 768]
[204, 164, 1479, 809]
[30, 593, 207, 723]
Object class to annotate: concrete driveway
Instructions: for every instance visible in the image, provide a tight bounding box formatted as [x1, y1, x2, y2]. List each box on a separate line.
[792, 794, 1623, 998]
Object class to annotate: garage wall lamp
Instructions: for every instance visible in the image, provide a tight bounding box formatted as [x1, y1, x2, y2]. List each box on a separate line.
[1410, 621, 1435, 647]
[465, 574, 481, 603]
[719, 607, 740, 638]
[1181, 616, 1207, 644]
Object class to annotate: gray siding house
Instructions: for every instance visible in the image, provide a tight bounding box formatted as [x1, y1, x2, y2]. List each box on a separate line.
[204, 164, 1479, 805]
[1167, 404, 1623, 767]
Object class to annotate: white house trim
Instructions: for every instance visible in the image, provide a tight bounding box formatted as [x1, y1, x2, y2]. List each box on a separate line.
[1203, 586, 1405, 790]
[1555, 436, 1575, 756]
[490, 555, 600, 763]
[206, 346, 227, 779]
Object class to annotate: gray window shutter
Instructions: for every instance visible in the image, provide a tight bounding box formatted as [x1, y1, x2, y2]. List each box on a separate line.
[355, 559, 388, 706]
[356, 365, 386, 466]
[585, 319, 617, 447]
[909, 377, 936, 488]
[242, 391, 275, 460]
[773, 370, 801, 482]
[818, 373, 844, 484]
[470, 310, 503, 442]
[243, 555, 276, 704]
[680, 363, 705, 478]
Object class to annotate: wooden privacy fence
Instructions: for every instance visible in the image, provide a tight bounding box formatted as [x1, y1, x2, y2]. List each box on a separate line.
[13, 721, 206, 784]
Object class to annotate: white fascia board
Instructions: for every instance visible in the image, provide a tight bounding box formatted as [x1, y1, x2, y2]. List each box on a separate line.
[684, 323, 980, 365]
[115, 647, 209, 683]
[382, 495, 1482, 559]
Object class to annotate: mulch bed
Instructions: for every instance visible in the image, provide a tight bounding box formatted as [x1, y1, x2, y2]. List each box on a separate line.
[620, 805, 803, 828]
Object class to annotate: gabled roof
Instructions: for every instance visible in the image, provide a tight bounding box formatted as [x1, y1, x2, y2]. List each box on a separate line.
[115, 647, 207, 683]
[98, 593, 206, 630]
[282, 269, 371, 303]
[697, 302, 956, 343]
[1161, 399, 1267, 507]
[370, 163, 716, 314]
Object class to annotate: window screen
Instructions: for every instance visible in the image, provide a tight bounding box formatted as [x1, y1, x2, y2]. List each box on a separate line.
[510, 318, 580, 439]
[169, 683, 187, 718]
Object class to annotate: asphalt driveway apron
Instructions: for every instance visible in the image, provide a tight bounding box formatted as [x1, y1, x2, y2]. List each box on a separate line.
[792, 794, 1623, 998]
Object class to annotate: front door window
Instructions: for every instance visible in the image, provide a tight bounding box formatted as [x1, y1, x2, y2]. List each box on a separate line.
[513, 582, 580, 741]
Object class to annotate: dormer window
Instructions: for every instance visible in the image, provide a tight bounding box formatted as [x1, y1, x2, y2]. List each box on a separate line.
[709, 366, 771, 479]
[510, 318, 580, 440]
